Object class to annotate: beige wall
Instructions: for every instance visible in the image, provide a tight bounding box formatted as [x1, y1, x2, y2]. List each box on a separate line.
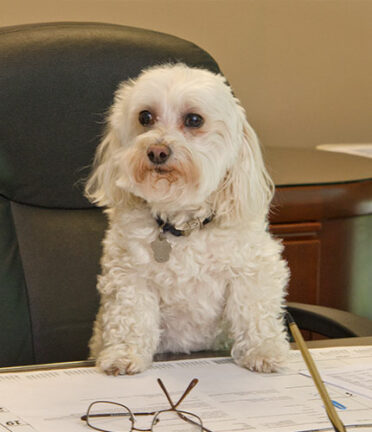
[2, 0, 372, 149]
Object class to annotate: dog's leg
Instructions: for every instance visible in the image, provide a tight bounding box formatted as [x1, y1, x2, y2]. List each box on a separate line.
[89, 306, 104, 359]
[91, 274, 160, 375]
[225, 262, 290, 373]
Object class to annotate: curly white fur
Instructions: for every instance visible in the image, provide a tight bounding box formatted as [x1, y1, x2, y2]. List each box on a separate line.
[86, 63, 290, 375]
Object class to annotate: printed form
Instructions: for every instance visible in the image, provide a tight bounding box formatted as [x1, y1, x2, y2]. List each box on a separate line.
[0, 346, 372, 432]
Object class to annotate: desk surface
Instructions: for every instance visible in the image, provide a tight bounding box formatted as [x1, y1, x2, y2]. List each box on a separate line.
[266, 146, 372, 186]
[304, 336, 372, 349]
[1, 340, 371, 432]
[266, 147, 372, 223]
[1, 336, 371, 374]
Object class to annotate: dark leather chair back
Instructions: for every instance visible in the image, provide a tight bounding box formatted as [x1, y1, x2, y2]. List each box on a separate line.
[0, 22, 220, 367]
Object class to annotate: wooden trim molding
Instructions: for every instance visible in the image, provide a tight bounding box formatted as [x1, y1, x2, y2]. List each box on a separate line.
[270, 179, 372, 224]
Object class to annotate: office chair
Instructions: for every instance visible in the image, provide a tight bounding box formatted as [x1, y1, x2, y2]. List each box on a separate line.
[287, 302, 372, 339]
[1, 22, 371, 368]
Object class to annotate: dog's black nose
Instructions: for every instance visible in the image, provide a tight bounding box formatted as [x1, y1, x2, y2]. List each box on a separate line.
[147, 145, 171, 165]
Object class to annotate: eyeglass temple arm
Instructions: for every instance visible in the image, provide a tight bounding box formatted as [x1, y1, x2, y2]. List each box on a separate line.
[157, 378, 198, 409]
[157, 378, 213, 432]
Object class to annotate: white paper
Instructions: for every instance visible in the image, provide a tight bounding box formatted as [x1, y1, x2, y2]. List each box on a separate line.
[301, 363, 372, 400]
[1, 346, 372, 432]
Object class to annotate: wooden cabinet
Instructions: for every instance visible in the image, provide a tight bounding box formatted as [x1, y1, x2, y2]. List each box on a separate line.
[266, 147, 372, 317]
[270, 222, 321, 304]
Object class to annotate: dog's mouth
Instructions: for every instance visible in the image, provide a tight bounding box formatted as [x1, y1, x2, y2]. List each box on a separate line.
[154, 166, 172, 174]
[148, 165, 180, 185]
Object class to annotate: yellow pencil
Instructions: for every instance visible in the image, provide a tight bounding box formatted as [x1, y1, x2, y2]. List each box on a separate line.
[286, 312, 346, 432]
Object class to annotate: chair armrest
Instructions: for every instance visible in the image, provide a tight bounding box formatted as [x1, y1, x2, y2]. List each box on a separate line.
[286, 302, 372, 338]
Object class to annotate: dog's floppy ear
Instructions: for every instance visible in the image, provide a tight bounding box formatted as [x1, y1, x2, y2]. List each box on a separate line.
[85, 127, 125, 207]
[85, 81, 136, 208]
[213, 104, 274, 225]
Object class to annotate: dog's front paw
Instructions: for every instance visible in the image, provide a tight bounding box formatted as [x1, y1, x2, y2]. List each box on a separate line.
[232, 338, 289, 373]
[96, 344, 153, 376]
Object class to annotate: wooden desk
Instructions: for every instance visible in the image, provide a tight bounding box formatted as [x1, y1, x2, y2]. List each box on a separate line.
[266, 147, 372, 315]
[304, 336, 372, 349]
[1, 337, 371, 374]
[1, 340, 371, 432]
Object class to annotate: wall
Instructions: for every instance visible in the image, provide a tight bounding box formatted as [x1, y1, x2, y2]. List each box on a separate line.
[2, 0, 372, 150]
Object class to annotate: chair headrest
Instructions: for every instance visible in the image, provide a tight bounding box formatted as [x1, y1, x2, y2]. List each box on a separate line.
[0, 22, 220, 209]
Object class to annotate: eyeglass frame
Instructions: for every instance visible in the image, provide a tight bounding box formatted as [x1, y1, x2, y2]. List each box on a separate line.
[81, 377, 212, 432]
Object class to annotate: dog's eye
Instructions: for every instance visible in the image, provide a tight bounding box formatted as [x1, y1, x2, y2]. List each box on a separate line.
[184, 113, 204, 128]
[138, 110, 154, 126]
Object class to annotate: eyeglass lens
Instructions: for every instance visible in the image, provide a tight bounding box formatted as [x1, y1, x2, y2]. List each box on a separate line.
[87, 401, 133, 432]
[87, 402, 203, 432]
[152, 410, 203, 431]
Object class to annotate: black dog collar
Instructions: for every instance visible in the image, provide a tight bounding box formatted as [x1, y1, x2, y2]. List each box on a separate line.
[155, 214, 214, 237]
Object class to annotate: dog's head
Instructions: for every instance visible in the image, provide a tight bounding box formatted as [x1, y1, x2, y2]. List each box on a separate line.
[86, 63, 273, 224]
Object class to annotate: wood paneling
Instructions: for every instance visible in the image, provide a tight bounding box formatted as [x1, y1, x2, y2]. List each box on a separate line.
[271, 223, 321, 304]
[270, 180, 372, 224]
[269, 180, 372, 315]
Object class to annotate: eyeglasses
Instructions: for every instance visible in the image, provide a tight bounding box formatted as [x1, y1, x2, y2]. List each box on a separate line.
[81, 378, 212, 432]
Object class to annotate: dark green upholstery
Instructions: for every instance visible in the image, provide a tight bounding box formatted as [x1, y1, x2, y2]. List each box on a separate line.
[0, 22, 220, 367]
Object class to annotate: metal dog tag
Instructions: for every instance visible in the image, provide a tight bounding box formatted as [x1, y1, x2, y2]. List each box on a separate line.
[151, 233, 172, 263]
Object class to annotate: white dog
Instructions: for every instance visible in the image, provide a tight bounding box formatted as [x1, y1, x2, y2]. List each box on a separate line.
[85, 63, 289, 376]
